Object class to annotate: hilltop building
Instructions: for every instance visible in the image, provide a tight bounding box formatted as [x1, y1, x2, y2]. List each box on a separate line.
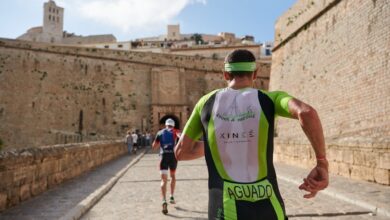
[83, 24, 273, 59]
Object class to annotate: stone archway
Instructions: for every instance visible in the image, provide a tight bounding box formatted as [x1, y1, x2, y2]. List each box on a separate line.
[159, 115, 180, 130]
[150, 105, 189, 133]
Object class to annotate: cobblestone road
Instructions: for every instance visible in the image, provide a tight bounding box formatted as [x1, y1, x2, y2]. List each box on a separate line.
[81, 152, 388, 220]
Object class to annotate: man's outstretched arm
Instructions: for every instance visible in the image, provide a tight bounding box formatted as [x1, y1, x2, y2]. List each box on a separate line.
[152, 139, 159, 151]
[288, 98, 329, 198]
[175, 134, 204, 161]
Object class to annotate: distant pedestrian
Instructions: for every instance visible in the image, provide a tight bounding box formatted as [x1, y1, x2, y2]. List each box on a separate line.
[136, 131, 142, 149]
[124, 130, 133, 155]
[145, 131, 152, 147]
[131, 131, 138, 154]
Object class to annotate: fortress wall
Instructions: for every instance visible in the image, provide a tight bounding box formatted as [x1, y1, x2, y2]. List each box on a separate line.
[0, 38, 270, 149]
[0, 141, 126, 211]
[270, 0, 390, 184]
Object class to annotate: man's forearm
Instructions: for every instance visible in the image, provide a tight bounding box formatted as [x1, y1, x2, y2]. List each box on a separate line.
[175, 135, 204, 160]
[297, 106, 328, 171]
[299, 108, 326, 157]
[152, 141, 159, 151]
[177, 141, 204, 160]
[289, 99, 327, 166]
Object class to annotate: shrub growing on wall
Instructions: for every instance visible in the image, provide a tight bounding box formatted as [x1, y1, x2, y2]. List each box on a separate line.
[0, 138, 3, 151]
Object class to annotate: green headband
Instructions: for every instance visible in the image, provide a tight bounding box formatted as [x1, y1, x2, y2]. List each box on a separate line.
[224, 62, 256, 72]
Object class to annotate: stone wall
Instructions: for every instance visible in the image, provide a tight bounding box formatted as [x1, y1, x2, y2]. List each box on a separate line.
[169, 44, 261, 60]
[270, 0, 390, 184]
[62, 34, 117, 45]
[0, 38, 270, 149]
[0, 141, 126, 211]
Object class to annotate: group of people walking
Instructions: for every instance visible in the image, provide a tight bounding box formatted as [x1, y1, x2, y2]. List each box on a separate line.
[125, 130, 152, 155]
[130, 49, 329, 219]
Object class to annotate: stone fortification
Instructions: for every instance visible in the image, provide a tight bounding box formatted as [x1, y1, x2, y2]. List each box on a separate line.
[0, 38, 270, 149]
[270, 0, 389, 184]
[0, 141, 126, 211]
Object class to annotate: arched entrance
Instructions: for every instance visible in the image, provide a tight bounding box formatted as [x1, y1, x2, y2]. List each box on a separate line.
[159, 115, 180, 130]
[150, 105, 190, 133]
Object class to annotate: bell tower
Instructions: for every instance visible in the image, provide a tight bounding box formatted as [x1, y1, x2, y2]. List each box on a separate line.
[42, 0, 64, 43]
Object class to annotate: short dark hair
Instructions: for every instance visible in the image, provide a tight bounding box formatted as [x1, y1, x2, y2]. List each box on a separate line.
[224, 49, 256, 78]
[225, 49, 256, 63]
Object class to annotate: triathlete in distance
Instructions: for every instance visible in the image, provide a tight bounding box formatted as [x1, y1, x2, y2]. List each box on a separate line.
[152, 118, 181, 215]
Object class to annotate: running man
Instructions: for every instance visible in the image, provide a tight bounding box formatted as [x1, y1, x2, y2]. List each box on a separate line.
[175, 49, 328, 219]
[152, 118, 181, 215]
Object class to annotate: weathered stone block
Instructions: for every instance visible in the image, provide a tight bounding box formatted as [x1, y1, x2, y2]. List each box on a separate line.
[13, 166, 35, 186]
[0, 192, 7, 211]
[328, 161, 339, 174]
[31, 178, 48, 196]
[341, 149, 353, 164]
[353, 151, 365, 166]
[329, 148, 343, 162]
[0, 171, 13, 189]
[374, 168, 389, 185]
[337, 162, 351, 177]
[47, 172, 64, 188]
[37, 160, 58, 178]
[351, 165, 374, 182]
[19, 184, 31, 201]
[7, 187, 20, 207]
[379, 153, 390, 169]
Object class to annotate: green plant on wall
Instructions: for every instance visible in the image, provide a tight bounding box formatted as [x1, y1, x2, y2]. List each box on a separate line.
[191, 33, 204, 45]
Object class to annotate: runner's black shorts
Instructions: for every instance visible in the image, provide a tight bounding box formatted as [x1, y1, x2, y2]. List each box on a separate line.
[159, 153, 177, 171]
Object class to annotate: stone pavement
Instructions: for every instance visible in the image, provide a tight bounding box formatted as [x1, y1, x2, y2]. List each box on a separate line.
[0, 147, 389, 220]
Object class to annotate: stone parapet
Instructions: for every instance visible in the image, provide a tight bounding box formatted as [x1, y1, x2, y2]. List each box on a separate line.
[0, 38, 223, 72]
[0, 141, 126, 211]
[274, 139, 390, 185]
[274, 0, 341, 50]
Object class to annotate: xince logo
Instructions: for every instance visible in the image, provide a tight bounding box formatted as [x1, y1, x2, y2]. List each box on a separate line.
[219, 130, 255, 139]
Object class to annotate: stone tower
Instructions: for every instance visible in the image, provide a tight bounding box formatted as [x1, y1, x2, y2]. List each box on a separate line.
[42, 0, 64, 43]
[167, 24, 181, 41]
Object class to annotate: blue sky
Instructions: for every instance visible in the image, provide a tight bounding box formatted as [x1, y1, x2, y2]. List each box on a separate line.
[0, 0, 297, 43]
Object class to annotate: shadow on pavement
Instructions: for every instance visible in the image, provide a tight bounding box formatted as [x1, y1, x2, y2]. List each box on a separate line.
[174, 206, 208, 214]
[288, 211, 373, 218]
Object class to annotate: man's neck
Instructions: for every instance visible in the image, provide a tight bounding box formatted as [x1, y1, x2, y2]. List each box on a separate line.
[228, 80, 253, 90]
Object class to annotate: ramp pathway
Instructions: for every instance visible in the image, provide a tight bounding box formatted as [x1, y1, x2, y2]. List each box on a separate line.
[1, 147, 389, 220]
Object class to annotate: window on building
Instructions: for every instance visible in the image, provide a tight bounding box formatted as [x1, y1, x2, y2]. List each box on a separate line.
[57, 17, 59, 23]
[118, 44, 123, 48]
[104, 45, 109, 48]
[265, 49, 271, 56]
[49, 15, 51, 20]
[49, 7, 51, 12]
[173, 32, 176, 37]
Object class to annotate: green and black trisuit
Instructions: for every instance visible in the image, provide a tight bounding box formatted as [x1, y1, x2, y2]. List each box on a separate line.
[182, 87, 293, 220]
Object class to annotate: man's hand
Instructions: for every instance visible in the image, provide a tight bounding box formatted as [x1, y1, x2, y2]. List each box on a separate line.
[299, 161, 329, 198]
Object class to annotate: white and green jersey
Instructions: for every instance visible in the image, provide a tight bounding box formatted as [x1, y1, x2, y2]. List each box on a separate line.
[183, 87, 293, 220]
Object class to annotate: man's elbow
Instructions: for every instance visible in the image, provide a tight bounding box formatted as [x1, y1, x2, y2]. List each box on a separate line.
[298, 105, 317, 119]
